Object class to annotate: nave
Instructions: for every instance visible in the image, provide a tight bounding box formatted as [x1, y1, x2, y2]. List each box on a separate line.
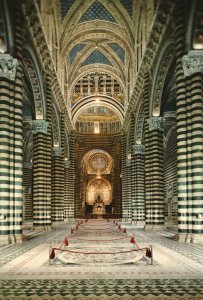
[0, 219, 203, 299]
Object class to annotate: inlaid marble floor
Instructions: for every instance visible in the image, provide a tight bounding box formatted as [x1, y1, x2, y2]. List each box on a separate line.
[0, 220, 203, 299]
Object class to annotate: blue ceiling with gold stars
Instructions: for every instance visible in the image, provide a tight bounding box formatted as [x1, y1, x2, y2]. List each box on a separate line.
[69, 44, 86, 64]
[60, 0, 75, 19]
[109, 43, 125, 63]
[82, 50, 112, 66]
[60, 0, 133, 21]
[79, 1, 117, 23]
[119, 0, 133, 17]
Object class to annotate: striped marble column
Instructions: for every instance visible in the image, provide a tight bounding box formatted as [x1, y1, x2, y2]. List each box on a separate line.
[145, 117, 164, 230]
[121, 136, 132, 222]
[23, 162, 33, 220]
[64, 159, 73, 220]
[112, 149, 122, 217]
[179, 51, 203, 243]
[64, 136, 75, 220]
[131, 144, 145, 224]
[0, 54, 24, 244]
[51, 147, 64, 222]
[174, 0, 189, 242]
[32, 120, 51, 230]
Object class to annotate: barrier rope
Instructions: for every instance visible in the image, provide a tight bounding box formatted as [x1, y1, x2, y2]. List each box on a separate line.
[75, 230, 124, 235]
[69, 236, 130, 242]
[80, 224, 116, 228]
[49, 219, 153, 264]
[77, 227, 119, 231]
[51, 246, 148, 255]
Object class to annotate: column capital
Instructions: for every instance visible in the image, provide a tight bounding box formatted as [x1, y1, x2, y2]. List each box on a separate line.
[52, 147, 63, 157]
[163, 111, 176, 127]
[182, 50, 203, 77]
[147, 117, 163, 131]
[0, 54, 18, 81]
[23, 162, 33, 169]
[133, 144, 145, 155]
[32, 120, 49, 134]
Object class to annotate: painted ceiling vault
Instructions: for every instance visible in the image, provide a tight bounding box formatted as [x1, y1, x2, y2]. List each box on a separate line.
[37, 0, 154, 134]
[59, 0, 139, 134]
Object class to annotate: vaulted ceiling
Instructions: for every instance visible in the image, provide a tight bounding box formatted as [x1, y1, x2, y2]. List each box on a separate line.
[40, 0, 154, 134]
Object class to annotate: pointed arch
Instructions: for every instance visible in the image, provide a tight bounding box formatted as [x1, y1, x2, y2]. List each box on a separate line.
[150, 39, 175, 117]
[22, 47, 46, 120]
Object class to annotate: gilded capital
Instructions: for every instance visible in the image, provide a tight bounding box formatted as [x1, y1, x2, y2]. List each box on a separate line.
[182, 50, 203, 77]
[148, 117, 163, 131]
[0, 54, 18, 81]
[32, 120, 49, 134]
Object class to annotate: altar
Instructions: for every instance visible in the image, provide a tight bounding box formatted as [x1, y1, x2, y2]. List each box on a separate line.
[92, 196, 105, 215]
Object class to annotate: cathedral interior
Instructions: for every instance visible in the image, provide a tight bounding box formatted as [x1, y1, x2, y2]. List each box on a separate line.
[0, 0, 203, 299]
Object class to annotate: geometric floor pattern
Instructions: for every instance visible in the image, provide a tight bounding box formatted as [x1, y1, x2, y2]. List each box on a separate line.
[0, 279, 203, 299]
[0, 220, 203, 299]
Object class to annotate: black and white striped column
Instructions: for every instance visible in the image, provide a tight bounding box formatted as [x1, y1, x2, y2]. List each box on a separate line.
[112, 147, 122, 217]
[64, 159, 73, 220]
[23, 162, 33, 220]
[64, 136, 75, 220]
[121, 136, 132, 222]
[178, 50, 203, 243]
[145, 117, 164, 230]
[32, 120, 52, 230]
[0, 54, 23, 244]
[51, 147, 64, 222]
[131, 144, 145, 224]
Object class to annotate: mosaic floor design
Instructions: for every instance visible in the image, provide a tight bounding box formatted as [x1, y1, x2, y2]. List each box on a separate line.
[50, 221, 152, 267]
[0, 220, 203, 299]
[0, 222, 202, 268]
[0, 279, 203, 300]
